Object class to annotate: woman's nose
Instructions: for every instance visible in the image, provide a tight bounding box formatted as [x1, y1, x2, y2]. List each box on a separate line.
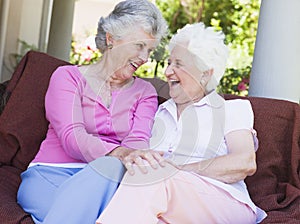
[139, 50, 149, 63]
[165, 65, 174, 77]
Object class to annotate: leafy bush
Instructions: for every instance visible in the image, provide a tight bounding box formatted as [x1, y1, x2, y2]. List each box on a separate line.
[218, 66, 250, 96]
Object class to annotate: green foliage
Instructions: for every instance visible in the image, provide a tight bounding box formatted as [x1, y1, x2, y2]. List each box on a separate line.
[218, 66, 251, 96]
[153, 0, 260, 96]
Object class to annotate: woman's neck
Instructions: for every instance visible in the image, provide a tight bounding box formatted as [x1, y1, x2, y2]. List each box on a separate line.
[93, 55, 133, 90]
[176, 93, 205, 119]
[94, 54, 115, 82]
[176, 102, 192, 119]
[109, 77, 134, 91]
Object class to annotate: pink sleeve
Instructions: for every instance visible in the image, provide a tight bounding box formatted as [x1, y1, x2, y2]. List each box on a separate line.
[45, 66, 119, 162]
[121, 81, 158, 149]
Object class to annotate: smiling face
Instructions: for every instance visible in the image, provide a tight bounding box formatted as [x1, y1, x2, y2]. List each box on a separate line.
[165, 44, 211, 105]
[108, 28, 158, 81]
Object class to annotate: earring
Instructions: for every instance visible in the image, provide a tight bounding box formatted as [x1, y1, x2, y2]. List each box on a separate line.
[107, 44, 113, 49]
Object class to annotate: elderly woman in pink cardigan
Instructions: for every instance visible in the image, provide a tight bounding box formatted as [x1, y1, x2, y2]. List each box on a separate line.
[17, 1, 168, 223]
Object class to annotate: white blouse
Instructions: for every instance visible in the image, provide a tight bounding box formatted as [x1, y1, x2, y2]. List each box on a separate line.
[150, 91, 267, 223]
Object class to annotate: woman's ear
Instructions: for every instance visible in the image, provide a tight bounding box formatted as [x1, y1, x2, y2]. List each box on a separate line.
[106, 32, 114, 45]
[201, 68, 214, 85]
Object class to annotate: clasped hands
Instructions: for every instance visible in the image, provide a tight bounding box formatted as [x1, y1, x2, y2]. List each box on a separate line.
[109, 146, 181, 175]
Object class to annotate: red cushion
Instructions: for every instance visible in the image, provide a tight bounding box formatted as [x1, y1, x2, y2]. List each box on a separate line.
[0, 51, 70, 170]
[0, 165, 33, 223]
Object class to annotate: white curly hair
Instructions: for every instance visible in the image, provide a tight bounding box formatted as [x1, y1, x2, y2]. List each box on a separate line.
[169, 22, 229, 92]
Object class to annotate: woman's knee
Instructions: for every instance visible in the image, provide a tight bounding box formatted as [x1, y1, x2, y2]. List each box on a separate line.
[89, 156, 125, 182]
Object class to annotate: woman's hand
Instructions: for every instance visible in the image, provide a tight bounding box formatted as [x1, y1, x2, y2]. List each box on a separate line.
[108, 147, 166, 175]
[123, 149, 167, 175]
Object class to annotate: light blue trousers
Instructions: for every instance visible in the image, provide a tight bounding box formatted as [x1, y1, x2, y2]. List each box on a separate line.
[17, 156, 125, 224]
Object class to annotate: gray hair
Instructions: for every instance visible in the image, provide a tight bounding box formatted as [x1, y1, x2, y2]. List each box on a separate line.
[169, 23, 229, 92]
[95, 0, 168, 53]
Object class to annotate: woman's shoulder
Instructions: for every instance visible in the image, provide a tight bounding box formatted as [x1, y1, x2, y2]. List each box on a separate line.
[224, 98, 252, 112]
[51, 65, 83, 80]
[49, 65, 87, 90]
[52, 65, 80, 77]
[54, 64, 79, 73]
[224, 98, 254, 131]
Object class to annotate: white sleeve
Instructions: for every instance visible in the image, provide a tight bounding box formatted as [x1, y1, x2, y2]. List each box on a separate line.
[224, 99, 259, 151]
[224, 99, 254, 134]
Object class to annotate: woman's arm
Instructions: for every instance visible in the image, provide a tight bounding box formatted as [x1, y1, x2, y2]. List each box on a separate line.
[121, 80, 158, 149]
[178, 129, 257, 184]
[110, 80, 166, 175]
[46, 66, 120, 162]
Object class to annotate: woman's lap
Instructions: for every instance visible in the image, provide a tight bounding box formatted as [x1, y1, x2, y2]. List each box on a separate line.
[161, 170, 256, 224]
[98, 163, 256, 224]
[17, 156, 125, 224]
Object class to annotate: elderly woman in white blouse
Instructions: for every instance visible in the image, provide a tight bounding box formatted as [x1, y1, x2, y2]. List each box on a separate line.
[96, 23, 267, 224]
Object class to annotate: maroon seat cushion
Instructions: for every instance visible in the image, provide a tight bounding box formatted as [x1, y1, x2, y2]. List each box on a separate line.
[0, 80, 9, 114]
[0, 51, 70, 170]
[246, 97, 300, 223]
[0, 165, 33, 223]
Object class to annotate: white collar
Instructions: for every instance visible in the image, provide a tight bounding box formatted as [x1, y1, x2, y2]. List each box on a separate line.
[158, 90, 225, 112]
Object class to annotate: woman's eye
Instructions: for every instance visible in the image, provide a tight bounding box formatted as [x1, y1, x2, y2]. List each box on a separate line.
[175, 62, 182, 68]
[136, 43, 144, 50]
[167, 60, 182, 67]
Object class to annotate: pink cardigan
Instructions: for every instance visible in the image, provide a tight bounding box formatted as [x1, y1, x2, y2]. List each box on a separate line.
[32, 65, 158, 164]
